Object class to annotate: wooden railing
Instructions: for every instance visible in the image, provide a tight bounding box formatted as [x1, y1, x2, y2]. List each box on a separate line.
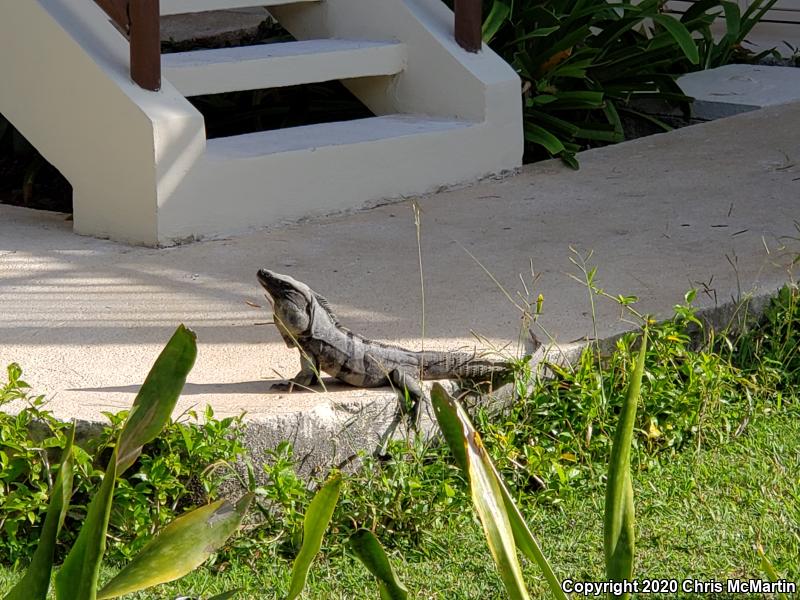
[92, 0, 477, 91]
[455, 0, 482, 52]
[94, 0, 161, 91]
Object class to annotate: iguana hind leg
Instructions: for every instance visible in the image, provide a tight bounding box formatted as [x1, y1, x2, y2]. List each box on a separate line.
[389, 368, 425, 427]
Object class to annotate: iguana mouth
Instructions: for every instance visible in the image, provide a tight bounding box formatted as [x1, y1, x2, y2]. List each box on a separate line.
[256, 269, 285, 297]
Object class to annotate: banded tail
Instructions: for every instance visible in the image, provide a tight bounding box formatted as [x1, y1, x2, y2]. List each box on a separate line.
[419, 350, 510, 380]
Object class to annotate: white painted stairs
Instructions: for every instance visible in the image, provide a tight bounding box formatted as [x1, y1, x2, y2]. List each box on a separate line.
[0, 0, 523, 246]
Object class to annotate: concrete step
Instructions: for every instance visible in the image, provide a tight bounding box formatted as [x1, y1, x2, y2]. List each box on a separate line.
[206, 114, 473, 158]
[161, 0, 318, 16]
[163, 39, 407, 96]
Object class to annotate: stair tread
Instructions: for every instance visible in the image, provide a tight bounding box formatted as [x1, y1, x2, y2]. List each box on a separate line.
[163, 39, 406, 96]
[161, 0, 318, 15]
[207, 115, 475, 158]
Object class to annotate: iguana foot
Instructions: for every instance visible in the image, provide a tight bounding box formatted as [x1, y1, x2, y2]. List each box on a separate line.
[271, 369, 320, 392]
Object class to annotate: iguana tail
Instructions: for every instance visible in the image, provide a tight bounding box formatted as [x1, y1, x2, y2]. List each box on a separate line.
[419, 351, 510, 380]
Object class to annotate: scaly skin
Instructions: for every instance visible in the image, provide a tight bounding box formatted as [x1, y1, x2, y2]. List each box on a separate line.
[256, 269, 510, 395]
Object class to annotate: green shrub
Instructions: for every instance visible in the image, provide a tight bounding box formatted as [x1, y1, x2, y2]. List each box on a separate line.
[0, 366, 246, 565]
[472, 0, 779, 166]
[476, 0, 699, 166]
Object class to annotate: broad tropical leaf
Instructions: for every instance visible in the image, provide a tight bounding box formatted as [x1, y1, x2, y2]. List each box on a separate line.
[54, 448, 119, 600]
[483, 1, 511, 44]
[97, 494, 253, 599]
[652, 15, 699, 64]
[349, 529, 409, 600]
[432, 384, 564, 600]
[287, 474, 342, 600]
[117, 325, 197, 474]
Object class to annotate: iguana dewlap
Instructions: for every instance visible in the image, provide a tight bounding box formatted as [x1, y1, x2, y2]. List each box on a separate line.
[257, 269, 510, 396]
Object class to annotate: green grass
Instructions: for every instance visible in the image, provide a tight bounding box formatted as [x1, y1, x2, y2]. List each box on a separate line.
[3, 405, 795, 598]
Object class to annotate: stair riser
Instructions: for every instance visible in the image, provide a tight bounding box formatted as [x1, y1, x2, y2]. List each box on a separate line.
[160, 0, 318, 16]
[159, 122, 518, 243]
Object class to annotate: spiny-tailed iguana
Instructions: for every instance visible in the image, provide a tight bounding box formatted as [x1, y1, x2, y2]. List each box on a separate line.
[257, 269, 512, 398]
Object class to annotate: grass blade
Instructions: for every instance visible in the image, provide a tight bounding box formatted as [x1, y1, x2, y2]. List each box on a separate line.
[97, 494, 253, 599]
[349, 529, 409, 600]
[4, 426, 75, 600]
[604, 330, 648, 597]
[117, 325, 197, 474]
[208, 592, 244, 600]
[287, 474, 342, 600]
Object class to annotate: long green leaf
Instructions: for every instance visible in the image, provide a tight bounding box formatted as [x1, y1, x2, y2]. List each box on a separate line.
[97, 494, 253, 599]
[117, 325, 197, 474]
[349, 529, 409, 600]
[432, 385, 567, 600]
[468, 430, 530, 600]
[482, 1, 511, 44]
[524, 124, 566, 155]
[5, 427, 75, 600]
[652, 15, 699, 64]
[286, 474, 342, 600]
[54, 448, 119, 600]
[604, 331, 648, 598]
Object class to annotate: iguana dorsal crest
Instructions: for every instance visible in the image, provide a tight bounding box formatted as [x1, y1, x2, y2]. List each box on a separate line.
[313, 292, 340, 326]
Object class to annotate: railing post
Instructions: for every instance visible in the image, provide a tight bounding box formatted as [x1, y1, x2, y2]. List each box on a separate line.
[129, 0, 161, 91]
[455, 0, 482, 53]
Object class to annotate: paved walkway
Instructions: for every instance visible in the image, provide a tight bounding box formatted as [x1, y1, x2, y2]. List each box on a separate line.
[1, 102, 798, 466]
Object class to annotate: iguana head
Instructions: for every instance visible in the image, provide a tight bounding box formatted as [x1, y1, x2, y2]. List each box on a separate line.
[257, 269, 313, 344]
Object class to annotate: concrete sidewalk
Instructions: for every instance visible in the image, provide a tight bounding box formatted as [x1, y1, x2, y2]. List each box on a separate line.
[1, 102, 798, 469]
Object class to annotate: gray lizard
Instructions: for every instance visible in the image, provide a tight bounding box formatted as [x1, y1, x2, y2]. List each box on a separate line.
[257, 269, 511, 399]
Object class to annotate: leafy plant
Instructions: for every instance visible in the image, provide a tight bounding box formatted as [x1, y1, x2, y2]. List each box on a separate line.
[680, 0, 781, 68]
[477, 0, 699, 166]
[254, 441, 310, 550]
[0, 368, 247, 565]
[3, 325, 252, 600]
[431, 324, 647, 600]
[332, 436, 468, 554]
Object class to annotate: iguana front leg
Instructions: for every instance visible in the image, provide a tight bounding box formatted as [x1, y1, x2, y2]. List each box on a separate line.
[272, 354, 321, 391]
